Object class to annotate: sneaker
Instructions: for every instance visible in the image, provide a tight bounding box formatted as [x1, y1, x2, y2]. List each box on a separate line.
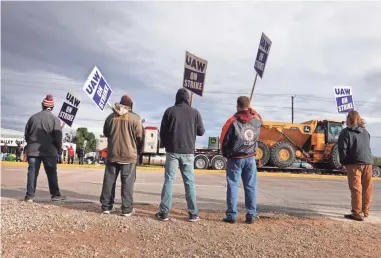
[121, 209, 135, 217]
[222, 217, 236, 224]
[102, 210, 111, 214]
[344, 213, 364, 221]
[155, 212, 169, 221]
[188, 213, 201, 222]
[51, 195, 66, 201]
[23, 196, 33, 202]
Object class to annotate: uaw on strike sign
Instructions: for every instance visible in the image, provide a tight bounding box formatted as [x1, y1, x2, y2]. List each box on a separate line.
[58, 92, 81, 127]
[334, 86, 355, 113]
[183, 51, 208, 97]
[254, 33, 272, 78]
[82, 66, 113, 111]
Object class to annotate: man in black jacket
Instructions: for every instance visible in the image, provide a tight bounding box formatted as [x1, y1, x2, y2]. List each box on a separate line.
[15, 144, 23, 162]
[155, 88, 205, 222]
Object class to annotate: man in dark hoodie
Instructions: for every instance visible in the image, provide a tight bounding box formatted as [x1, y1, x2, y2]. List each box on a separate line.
[24, 94, 65, 202]
[220, 96, 262, 224]
[100, 95, 143, 216]
[338, 110, 374, 221]
[155, 88, 205, 222]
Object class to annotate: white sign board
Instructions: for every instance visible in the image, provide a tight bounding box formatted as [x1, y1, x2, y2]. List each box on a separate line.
[0, 138, 26, 147]
[58, 92, 81, 127]
[334, 86, 355, 113]
[82, 66, 113, 111]
[254, 32, 272, 78]
[183, 51, 208, 97]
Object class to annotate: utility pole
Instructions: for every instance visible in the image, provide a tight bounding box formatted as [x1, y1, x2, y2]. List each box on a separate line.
[291, 95, 295, 123]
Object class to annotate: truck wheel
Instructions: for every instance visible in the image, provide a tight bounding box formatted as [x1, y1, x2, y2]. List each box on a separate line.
[329, 143, 342, 170]
[256, 141, 270, 166]
[86, 158, 93, 164]
[211, 156, 226, 170]
[194, 155, 209, 170]
[372, 166, 381, 177]
[270, 141, 295, 168]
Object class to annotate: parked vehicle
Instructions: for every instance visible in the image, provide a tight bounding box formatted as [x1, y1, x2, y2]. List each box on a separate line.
[93, 125, 381, 177]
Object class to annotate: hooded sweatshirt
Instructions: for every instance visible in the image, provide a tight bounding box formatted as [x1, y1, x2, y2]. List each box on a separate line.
[103, 103, 143, 163]
[338, 125, 374, 165]
[160, 88, 205, 154]
[220, 109, 262, 158]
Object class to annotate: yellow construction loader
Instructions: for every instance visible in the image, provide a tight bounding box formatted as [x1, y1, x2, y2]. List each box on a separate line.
[255, 119, 345, 169]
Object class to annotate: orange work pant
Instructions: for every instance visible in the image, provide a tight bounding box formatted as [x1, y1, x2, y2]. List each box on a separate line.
[346, 164, 373, 216]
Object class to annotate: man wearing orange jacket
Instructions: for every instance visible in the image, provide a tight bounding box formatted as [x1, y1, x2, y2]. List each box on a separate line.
[220, 96, 262, 224]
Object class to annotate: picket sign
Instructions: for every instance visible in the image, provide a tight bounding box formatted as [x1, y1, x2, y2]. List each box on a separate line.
[82, 66, 113, 112]
[250, 32, 272, 101]
[58, 92, 81, 127]
[333, 86, 355, 114]
[182, 51, 208, 106]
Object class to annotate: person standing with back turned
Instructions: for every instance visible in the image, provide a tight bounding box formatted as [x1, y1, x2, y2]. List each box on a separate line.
[220, 96, 262, 224]
[24, 94, 66, 202]
[100, 95, 143, 216]
[155, 88, 205, 222]
[338, 110, 374, 221]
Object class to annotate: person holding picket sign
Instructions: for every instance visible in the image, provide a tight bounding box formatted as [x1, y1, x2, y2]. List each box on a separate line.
[155, 88, 205, 222]
[100, 95, 143, 216]
[24, 94, 66, 202]
[220, 96, 262, 224]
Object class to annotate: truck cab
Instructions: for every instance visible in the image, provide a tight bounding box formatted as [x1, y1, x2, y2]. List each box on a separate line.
[311, 120, 345, 169]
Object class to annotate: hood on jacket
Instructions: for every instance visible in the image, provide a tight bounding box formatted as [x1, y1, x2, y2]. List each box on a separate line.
[113, 103, 131, 116]
[234, 110, 257, 123]
[175, 88, 190, 105]
[348, 125, 364, 133]
[234, 108, 263, 123]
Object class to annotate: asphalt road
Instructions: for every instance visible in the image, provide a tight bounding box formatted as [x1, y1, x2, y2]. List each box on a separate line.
[1, 164, 380, 222]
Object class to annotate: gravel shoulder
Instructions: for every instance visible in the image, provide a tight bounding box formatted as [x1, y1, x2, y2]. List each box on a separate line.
[1, 197, 381, 258]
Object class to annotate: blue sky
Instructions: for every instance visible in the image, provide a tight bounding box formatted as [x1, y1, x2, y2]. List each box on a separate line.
[1, 1, 381, 155]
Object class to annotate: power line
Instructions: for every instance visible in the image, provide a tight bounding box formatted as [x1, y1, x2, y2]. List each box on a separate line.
[2, 78, 381, 107]
[3, 112, 380, 139]
[5, 83, 380, 113]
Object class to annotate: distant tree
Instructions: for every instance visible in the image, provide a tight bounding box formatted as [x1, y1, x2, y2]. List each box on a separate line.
[374, 156, 381, 166]
[74, 127, 97, 153]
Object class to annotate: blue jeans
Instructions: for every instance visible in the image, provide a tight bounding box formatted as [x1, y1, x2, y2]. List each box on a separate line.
[226, 156, 257, 220]
[159, 153, 198, 215]
[26, 156, 61, 198]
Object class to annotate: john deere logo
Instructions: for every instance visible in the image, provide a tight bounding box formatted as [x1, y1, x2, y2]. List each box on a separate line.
[209, 138, 217, 144]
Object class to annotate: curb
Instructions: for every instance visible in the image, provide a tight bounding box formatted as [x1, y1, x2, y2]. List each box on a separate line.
[1, 161, 380, 181]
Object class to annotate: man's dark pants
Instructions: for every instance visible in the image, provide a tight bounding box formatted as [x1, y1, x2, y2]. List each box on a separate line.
[68, 156, 74, 164]
[26, 156, 61, 198]
[100, 161, 136, 213]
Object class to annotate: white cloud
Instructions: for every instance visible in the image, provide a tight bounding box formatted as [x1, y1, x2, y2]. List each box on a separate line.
[1, 1, 381, 154]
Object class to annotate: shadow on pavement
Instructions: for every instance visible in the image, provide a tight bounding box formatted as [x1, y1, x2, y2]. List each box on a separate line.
[0, 187, 347, 219]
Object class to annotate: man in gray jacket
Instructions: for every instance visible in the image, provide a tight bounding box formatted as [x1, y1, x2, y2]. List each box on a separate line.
[24, 94, 65, 202]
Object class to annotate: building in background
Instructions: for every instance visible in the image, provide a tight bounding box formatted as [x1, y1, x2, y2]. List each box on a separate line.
[0, 128, 76, 162]
[1, 128, 26, 149]
[1, 128, 26, 161]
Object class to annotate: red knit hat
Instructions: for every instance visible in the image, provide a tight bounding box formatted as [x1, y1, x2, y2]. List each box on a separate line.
[120, 95, 133, 107]
[42, 94, 54, 108]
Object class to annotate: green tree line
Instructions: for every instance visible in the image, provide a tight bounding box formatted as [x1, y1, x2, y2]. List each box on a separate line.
[65, 127, 97, 153]
[374, 156, 381, 166]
